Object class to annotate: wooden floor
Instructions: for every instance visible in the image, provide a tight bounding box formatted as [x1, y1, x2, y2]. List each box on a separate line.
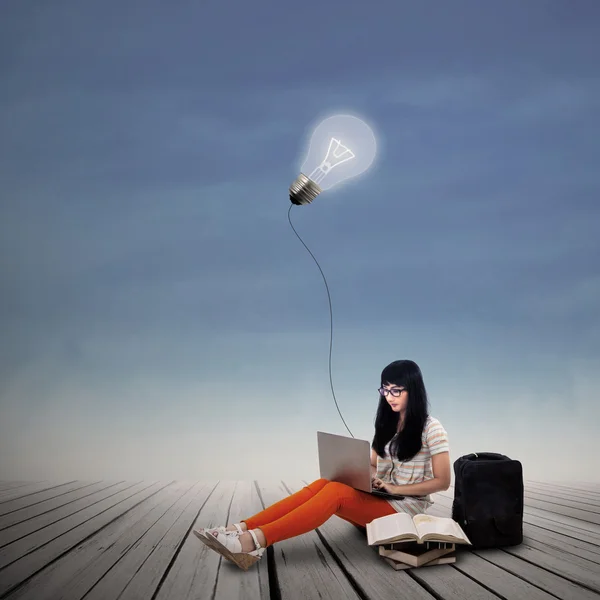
[0, 479, 599, 600]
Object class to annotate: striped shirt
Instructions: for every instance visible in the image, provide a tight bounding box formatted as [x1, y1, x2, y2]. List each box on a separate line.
[375, 415, 449, 516]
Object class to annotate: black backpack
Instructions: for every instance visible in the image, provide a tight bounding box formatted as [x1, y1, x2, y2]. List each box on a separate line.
[451, 452, 524, 548]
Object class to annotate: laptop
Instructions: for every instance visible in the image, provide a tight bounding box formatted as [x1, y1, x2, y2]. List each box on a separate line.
[317, 431, 405, 499]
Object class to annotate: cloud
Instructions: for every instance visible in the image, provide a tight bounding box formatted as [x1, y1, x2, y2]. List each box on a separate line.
[2, 350, 598, 482]
[1, 1, 598, 485]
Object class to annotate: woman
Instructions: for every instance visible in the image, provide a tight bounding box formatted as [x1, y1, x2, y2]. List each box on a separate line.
[194, 359, 451, 570]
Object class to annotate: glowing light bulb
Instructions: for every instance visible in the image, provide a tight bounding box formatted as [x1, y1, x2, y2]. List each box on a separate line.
[289, 113, 377, 206]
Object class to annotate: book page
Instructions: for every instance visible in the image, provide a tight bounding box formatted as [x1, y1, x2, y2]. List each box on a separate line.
[412, 514, 470, 543]
[369, 512, 418, 544]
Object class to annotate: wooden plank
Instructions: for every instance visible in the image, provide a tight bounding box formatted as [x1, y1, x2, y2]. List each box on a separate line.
[0, 482, 120, 531]
[0, 483, 76, 506]
[48, 483, 206, 600]
[65, 481, 208, 600]
[526, 482, 600, 505]
[523, 505, 600, 536]
[456, 549, 593, 600]
[210, 481, 272, 600]
[434, 494, 600, 560]
[525, 487, 600, 509]
[450, 483, 600, 517]
[290, 480, 439, 600]
[0, 482, 104, 518]
[471, 548, 600, 600]
[539, 481, 600, 495]
[425, 503, 592, 600]
[570, 482, 600, 488]
[0, 481, 136, 551]
[523, 511, 600, 546]
[116, 481, 228, 600]
[153, 481, 270, 600]
[2, 482, 196, 600]
[425, 503, 561, 600]
[254, 480, 360, 600]
[438, 489, 600, 536]
[0, 484, 30, 493]
[570, 482, 600, 490]
[400, 553, 502, 600]
[526, 483, 600, 504]
[319, 483, 519, 600]
[432, 492, 600, 558]
[2, 479, 596, 600]
[151, 481, 235, 600]
[503, 543, 600, 593]
[0, 485, 42, 500]
[287, 481, 497, 600]
[515, 521, 600, 562]
[515, 535, 600, 570]
[0, 481, 167, 597]
[428, 496, 600, 595]
[525, 490, 600, 515]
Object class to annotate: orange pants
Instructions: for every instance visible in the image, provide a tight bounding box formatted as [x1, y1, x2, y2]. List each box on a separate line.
[242, 478, 397, 546]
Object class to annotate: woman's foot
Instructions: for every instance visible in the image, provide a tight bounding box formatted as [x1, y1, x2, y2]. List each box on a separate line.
[195, 522, 247, 538]
[238, 529, 267, 552]
[195, 527, 267, 571]
[224, 522, 248, 533]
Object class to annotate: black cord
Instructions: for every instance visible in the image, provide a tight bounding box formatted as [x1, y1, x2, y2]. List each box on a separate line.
[287, 203, 354, 438]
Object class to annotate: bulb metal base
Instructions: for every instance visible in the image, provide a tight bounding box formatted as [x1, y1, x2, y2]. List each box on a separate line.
[289, 173, 322, 206]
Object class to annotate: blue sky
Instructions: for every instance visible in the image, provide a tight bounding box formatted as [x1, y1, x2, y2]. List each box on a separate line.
[1, 0, 599, 483]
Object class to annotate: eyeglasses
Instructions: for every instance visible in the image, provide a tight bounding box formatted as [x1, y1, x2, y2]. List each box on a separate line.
[378, 386, 406, 397]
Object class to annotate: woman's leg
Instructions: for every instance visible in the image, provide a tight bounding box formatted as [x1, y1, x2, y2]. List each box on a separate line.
[336, 514, 367, 531]
[241, 478, 329, 530]
[244, 481, 396, 547]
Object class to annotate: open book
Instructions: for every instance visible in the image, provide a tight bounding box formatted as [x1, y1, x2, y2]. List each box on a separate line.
[366, 513, 471, 546]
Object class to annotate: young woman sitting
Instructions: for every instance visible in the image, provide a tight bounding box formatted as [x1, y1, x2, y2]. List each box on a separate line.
[194, 359, 451, 570]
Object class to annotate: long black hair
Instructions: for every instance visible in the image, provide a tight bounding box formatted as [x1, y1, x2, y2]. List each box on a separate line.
[372, 359, 430, 462]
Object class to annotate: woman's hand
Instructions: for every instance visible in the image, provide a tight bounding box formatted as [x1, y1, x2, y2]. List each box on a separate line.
[372, 477, 390, 493]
